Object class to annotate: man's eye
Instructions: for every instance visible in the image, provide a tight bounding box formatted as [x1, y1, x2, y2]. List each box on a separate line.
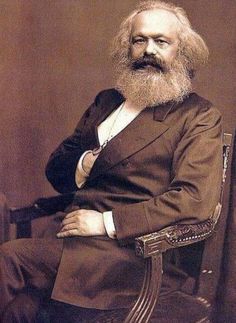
[133, 38, 145, 44]
[155, 39, 168, 45]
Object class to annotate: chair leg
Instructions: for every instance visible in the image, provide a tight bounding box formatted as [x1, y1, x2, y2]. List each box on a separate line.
[0, 193, 10, 244]
[124, 254, 162, 323]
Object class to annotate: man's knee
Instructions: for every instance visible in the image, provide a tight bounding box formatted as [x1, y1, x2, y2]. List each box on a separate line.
[0, 239, 25, 260]
[0, 241, 15, 264]
[0, 239, 32, 281]
[2, 292, 41, 323]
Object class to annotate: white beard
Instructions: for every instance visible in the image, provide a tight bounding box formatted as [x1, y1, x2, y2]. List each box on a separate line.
[116, 59, 192, 108]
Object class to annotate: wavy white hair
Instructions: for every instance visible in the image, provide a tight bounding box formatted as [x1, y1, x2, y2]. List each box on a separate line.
[111, 0, 209, 77]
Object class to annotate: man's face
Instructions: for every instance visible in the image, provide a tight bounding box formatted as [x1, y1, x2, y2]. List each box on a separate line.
[115, 9, 192, 108]
[130, 9, 180, 73]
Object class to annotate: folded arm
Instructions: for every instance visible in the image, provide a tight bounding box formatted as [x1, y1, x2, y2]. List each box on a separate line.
[112, 106, 223, 241]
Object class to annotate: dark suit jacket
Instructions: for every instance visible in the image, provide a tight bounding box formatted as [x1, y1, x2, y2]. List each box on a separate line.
[45, 89, 222, 309]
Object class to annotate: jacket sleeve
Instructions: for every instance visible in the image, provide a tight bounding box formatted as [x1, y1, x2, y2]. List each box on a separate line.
[112, 106, 223, 241]
[45, 102, 96, 193]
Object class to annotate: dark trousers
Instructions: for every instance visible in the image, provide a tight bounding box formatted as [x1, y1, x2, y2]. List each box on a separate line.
[0, 237, 63, 322]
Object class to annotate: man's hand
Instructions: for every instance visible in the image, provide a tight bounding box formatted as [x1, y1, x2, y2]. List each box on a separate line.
[82, 151, 99, 175]
[57, 209, 106, 238]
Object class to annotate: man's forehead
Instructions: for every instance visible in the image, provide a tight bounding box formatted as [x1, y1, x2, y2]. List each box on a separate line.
[131, 9, 181, 38]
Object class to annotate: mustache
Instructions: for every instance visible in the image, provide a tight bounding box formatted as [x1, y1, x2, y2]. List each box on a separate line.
[131, 56, 167, 72]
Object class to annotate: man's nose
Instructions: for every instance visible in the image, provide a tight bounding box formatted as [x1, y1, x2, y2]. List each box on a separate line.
[144, 39, 158, 56]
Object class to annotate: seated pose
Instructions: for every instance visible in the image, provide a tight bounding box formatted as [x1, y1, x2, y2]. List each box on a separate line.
[0, 1, 222, 322]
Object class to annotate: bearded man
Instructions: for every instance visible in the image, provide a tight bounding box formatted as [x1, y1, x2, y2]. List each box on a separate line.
[0, 1, 222, 322]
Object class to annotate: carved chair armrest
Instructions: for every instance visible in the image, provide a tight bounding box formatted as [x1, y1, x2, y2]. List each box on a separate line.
[135, 203, 221, 259]
[124, 204, 222, 322]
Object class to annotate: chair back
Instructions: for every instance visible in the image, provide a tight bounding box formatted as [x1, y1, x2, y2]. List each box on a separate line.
[197, 132, 233, 305]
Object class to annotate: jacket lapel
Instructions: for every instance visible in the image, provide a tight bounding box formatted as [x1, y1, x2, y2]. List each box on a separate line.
[88, 101, 175, 181]
[80, 93, 124, 150]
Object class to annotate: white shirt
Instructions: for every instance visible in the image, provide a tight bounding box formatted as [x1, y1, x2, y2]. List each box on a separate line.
[75, 100, 143, 238]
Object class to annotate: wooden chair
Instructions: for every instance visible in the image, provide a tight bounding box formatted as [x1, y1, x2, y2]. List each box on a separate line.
[0, 133, 233, 322]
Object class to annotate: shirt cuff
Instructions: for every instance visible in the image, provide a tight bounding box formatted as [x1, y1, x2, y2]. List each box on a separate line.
[75, 150, 92, 188]
[103, 211, 116, 239]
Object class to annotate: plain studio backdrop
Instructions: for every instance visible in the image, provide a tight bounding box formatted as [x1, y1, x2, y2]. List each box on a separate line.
[0, 0, 235, 319]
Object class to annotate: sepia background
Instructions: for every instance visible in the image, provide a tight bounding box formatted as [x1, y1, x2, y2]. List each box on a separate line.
[0, 0, 235, 205]
[0, 0, 235, 319]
